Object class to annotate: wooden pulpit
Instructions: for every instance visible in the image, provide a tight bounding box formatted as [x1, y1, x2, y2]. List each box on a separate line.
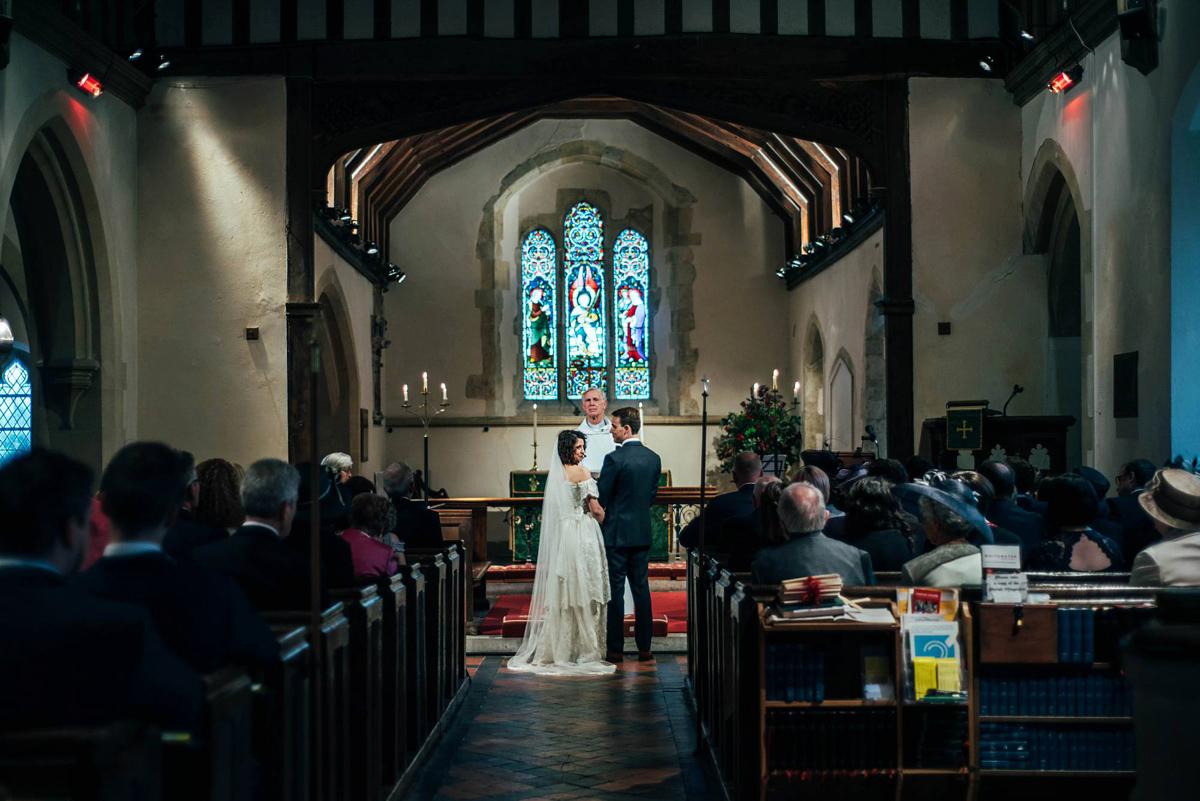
[920, 414, 1077, 473]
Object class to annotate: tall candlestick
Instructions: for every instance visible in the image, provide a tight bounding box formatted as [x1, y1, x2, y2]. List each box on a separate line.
[440, 382, 447, 402]
[422, 372, 428, 393]
[532, 403, 538, 443]
[639, 402, 645, 444]
[403, 384, 409, 403]
[772, 369, 779, 390]
[793, 381, 800, 403]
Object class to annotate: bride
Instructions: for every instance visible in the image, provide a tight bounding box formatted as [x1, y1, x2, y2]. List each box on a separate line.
[507, 430, 616, 676]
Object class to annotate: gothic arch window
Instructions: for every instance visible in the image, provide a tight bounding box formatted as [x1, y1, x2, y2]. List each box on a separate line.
[520, 204, 652, 401]
[0, 359, 32, 464]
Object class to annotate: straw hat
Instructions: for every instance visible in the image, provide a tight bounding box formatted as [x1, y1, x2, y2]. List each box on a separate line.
[1138, 469, 1200, 532]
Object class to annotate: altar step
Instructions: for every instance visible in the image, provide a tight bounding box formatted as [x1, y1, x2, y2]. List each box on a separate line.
[467, 633, 687, 656]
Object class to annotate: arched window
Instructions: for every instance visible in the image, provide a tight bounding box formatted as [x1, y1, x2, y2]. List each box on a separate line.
[0, 360, 32, 464]
[521, 229, 558, 400]
[564, 202, 607, 399]
[613, 228, 650, 399]
[520, 205, 652, 401]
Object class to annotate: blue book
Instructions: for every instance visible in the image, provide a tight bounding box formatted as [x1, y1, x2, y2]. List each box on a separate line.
[798, 646, 809, 702]
[814, 653, 825, 702]
[1019, 679, 1029, 715]
[1082, 608, 1095, 663]
[1058, 607, 1073, 663]
[784, 648, 795, 703]
[999, 677, 1010, 715]
[1071, 608, 1084, 664]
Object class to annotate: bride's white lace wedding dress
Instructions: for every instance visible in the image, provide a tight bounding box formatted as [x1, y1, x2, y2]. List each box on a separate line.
[507, 467, 615, 676]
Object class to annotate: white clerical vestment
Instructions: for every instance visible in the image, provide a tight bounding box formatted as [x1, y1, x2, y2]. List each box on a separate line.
[577, 417, 616, 475]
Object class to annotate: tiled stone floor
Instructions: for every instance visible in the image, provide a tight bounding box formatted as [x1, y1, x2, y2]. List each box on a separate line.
[415, 656, 717, 800]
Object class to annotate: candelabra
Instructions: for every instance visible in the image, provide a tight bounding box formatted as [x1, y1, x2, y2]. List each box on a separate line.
[401, 373, 449, 506]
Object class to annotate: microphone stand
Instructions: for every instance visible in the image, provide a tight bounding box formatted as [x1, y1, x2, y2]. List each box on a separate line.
[694, 377, 709, 755]
[1002, 384, 1024, 417]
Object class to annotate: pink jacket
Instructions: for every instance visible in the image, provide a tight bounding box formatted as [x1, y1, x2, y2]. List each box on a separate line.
[338, 529, 399, 579]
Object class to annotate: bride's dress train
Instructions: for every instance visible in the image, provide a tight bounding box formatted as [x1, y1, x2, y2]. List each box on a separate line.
[507, 474, 615, 676]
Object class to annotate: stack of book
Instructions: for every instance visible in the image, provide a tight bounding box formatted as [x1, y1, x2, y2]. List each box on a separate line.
[978, 723, 1135, 771]
[765, 643, 826, 702]
[780, 574, 843, 604]
[767, 709, 897, 771]
[978, 668, 1132, 716]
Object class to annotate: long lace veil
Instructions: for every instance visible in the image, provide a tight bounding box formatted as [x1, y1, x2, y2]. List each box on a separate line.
[506, 443, 573, 671]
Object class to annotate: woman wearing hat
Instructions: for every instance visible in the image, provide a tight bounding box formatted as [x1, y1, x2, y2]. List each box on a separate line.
[895, 479, 992, 588]
[1130, 468, 1200, 586]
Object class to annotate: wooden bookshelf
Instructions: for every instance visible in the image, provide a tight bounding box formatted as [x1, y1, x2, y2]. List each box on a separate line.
[979, 770, 1137, 777]
[765, 699, 896, 708]
[979, 715, 1132, 724]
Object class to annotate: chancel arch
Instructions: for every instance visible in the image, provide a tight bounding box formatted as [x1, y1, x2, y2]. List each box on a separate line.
[803, 318, 826, 450]
[316, 272, 361, 465]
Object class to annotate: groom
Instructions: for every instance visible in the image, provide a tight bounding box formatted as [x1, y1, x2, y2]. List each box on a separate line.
[597, 406, 661, 662]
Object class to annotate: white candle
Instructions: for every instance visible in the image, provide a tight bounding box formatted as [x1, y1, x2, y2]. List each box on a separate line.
[532, 403, 538, 445]
[403, 384, 409, 403]
[441, 382, 447, 402]
[772, 369, 779, 390]
[639, 402, 645, 444]
[422, 372, 428, 393]
[793, 381, 800, 403]
[752, 382, 760, 397]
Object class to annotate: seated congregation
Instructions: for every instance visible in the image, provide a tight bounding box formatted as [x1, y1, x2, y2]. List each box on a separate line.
[0, 443, 463, 800]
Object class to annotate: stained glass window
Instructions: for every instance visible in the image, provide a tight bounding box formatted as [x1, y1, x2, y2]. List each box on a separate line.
[0, 361, 32, 464]
[613, 228, 650, 399]
[563, 202, 607, 398]
[521, 229, 558, 400]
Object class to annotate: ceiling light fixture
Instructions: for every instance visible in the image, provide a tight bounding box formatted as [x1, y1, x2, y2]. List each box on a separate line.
[157, 55, 171, 71]
[979, 56, 995, 73]
[1048, 64, 1084, 94]
[1019, 29, 1035, 41]
[128, 48, 144, 61]
[68, 69, 103, 98]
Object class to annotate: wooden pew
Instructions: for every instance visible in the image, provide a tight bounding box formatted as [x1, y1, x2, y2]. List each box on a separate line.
[372, 574, 408, 786]
[256, 626, 312, 801]
[711, 569, 737, 777]
[0, 721, 162, 801]
[396, 563, 428, 753]
[727, 580, 762, 801]
[442, 542, 466, 698]
[330, 586, 384, 801]
[162, 666, 255, 801]
[407, 550, 448, 721]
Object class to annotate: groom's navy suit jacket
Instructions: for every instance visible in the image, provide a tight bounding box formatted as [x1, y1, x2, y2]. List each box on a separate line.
[597, 440, 662, 549]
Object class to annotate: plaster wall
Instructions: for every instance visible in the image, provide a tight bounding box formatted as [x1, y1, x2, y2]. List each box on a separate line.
[787, 227, 883, 454]
[1021, 1, 1200, 475]
[0, 34, 140, 466]
[909, 77, 1043, 453]
[384, 118, 786, 496]
[137, 77, 289, 465]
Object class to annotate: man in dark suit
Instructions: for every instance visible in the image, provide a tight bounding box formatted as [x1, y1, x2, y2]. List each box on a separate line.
[161, 449, 226, 558]
[1074, 466, 1126, 550]
[978, 460, 1046, 554]
[1109, 458, 1159, 564]
[74, 443, 279, 674]
[0, 449, 202, 732]
[382, 460, 443, 548]
[1008, 456, 1047, 516]
[598, 406, 662, 662]
[752, 483, 874, 585]
[191, 459, 318, 612]
[677, 451, 761, 550]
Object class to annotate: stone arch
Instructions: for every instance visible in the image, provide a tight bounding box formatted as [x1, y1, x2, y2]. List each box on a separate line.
[472, 140, 699, 416]
[1024, 138, 1090, 467]
[828, 348, 856, 453]
[802, 316, 826, 450]
[316, 269, 362, 464]
[863, 272, 886, 456]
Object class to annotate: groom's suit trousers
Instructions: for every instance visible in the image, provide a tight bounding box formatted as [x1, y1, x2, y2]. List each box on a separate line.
[607, 545, 652, 653]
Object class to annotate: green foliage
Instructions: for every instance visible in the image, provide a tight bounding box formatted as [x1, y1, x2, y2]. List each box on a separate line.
[714, 387, 805, 474]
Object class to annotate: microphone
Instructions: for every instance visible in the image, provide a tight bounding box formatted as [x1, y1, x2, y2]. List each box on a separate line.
[1002, 384, 1025, 417]
[865, 424, 877, 443]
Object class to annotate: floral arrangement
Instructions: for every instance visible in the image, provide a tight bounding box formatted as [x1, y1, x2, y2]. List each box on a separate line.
[714, 386, 805, 474]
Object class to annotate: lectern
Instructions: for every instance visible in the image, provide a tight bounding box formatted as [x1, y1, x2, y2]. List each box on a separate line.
[920, 414, 1077, 473]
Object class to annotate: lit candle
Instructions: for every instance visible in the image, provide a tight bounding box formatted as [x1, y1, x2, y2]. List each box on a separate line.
[403, 384, 409, 403]
[793, 381, 800, 403]
[772, 369, 779, 391]
[639, 402, 645, 444]
[441, 382, 447, 402]
[532, 403, 538, 445]
[422, 372, 428, 393]
[752, 382, 759, 397]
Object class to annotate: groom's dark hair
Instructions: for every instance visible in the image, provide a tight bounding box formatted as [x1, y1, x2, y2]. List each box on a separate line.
[612, 407, 641, 435]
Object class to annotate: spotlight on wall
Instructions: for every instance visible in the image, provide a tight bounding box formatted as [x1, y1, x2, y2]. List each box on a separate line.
[1048, 64, 1084, 94]
[128, 48, 144, 60]
[67, 69, 103, 98]
[979, 56, 995, 73]
[1019, 29, 1035, 41]
[0, 317, 12, 356]
[842, 212, 855, 225]
[338, 209, 352, 222]
[387, 264, 407, 285]
[366, 242, 379, 255]
[157, 54, 171, 71]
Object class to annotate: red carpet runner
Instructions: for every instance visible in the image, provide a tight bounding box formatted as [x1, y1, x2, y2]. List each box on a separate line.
[479, 591, 688, 635]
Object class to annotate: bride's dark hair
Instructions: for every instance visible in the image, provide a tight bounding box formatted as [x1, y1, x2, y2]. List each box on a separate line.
[557, 430, 585, 465]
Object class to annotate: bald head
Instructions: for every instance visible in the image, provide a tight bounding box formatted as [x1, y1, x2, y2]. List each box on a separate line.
[778, 482, 827, 534]
[752, 474, 782, 507]
[733, 451, 763, 486]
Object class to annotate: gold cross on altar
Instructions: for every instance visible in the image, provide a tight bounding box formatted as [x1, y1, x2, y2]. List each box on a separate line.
[956, 420, 974, 438]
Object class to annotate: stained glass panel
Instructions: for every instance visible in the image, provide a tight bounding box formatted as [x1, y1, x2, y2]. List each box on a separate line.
[613, 228, 650, 399]
[521, 229, 558, 400]
[564, 202, 607, 398]
[0, 361, 32, 465]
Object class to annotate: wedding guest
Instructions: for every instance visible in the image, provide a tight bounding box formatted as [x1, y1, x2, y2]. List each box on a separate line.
[790, 464, 845, 540]
[74, 443, 278, 674]
[191, 459, 318, 611]
[1008, 456, 1047, 515]
[899, 481, 990, 588]
[950, 470, 1024, 554]
[1029, 474, 1123, 572]
[81, 496, 111, 570]
[751, 483, 873, 586]
[723, 476, 784, 571]
[905, 455, 935, 483]
[977, 459, 1045, 553]
[1072, 466, 1126, 549]
[1130, 469, 1200, 586]
[678, 451, 761, 550]
[344, 475, 378, 499]
[0, 449, 203, 732]
[195, 457, 246, 532]
[840, 477, 913, 572]
[321, 452, 354, 484]
[384, 461, 443, 547]
[339, 493, 400, 580]
[162, 449, 226, 558]
[1110, 458, 1159, 563]
[576, 388, 615, 475]
[289, 463, 355, 588]
[867, 458, 909, 485]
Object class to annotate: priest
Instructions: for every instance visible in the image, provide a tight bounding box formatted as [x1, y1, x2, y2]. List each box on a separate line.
[577, 388, 616, 477]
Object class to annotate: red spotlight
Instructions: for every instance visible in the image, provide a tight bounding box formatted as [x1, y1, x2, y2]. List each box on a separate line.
[68, 69, 103, 98]
[1048, 65, 1084, 94]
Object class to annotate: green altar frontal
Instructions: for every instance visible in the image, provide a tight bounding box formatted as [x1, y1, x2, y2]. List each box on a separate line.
[508, 470, 673, 562]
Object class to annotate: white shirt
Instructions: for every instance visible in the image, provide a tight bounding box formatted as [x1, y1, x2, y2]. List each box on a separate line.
[240, 521, 281, 538]
[0, 556, 60, 574]
[577, 417, 616, 473]
[102, 542, 163, 558]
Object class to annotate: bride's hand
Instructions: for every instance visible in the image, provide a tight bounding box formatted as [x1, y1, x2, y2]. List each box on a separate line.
[587, 496, 605, 523]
